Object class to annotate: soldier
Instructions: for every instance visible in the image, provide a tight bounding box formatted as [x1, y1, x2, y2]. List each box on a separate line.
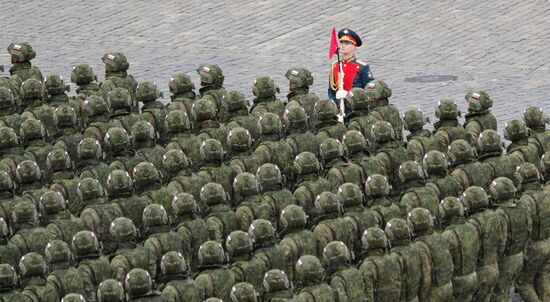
[543, 152, 550, 191]
[196, 63, 229, 123]
[226, 127, 261, 175]
[226, 231, 266, 291]
[490, 177, 532, 301]
[504, 118, 544, 167]
[0, 87, 23, 134]
[398, 160, 440, 218]
[440, 197, 480, 302]
[166, 149, 209, 202]
[20, 118, 53, 171]
[257, 163, 298, 218]
[294, 255, 335, 302]
[254, 113, 295, 182]
[109, 217, 157, 281]
[371, 120, 411, 197]
[250, 76, 285, 119]
[100, 52, 138, 113]
[105, 169, 150, 230]
[463, 91, 497, 141]
[109, 87, 140, 133]
[193, 97, 229, 146]
[0, 171, 19, 225]
[133, 161, 172, 215]
[234, 172, 277, 228]
[75, 138, 109, 187]
[449, 139, 493, 191]
[194, 241, 236, 301]
[524, 106, 550, 153]
[44, 240, 89, 300]
[285, 67, 319, 129]
[200, 182, 240, 243]
[363, 175, 401, 227]
[403, 108, 441, 162]
[279, 205, 321, 267]
[10, 201, 54, 256]
[384, 218, 421, 302]
[71, 64, 107, 109]
[72, 231, 113, 300]
[124, 268, 162, 301]
[248, 219, 290, 277]
[477, 129, 516, 180]
[231, 282, 260, 302]
[283, 105, 318, 156]
[159, 251, 203, 301]
[20, 78, 57, 140]
[7, 42, 43, 82]
[342, 130, 387, 177]
[292, 152, 332, 216]
[323, 241, 366, 302]
[320, 137, 365, 191]
[0, 217, 20, 269]
[0, 127, 28, 179]
[164, 110, 203, 170]
[262, 269, 296, 302]
[44, 73, 71, 108]
[344, 88, 375, 139]
[365, 80, 404, 142]
[19, 252, 59, 302]
[15, 159, 48, 205]
[97, 279, 125, 302]
[197, 139, 236, 199]
[46, 149, 80, 205]
[312, 99, 347, 144]
[167, 73, 197, 116]
[432, 98, 471, 149]
[0, 264, 25, 301]
[82, 95, 123, 142]
[53, 106, 83, 160]
[136, 81, 169, 144]
[40, 190, 85, 245]
[358, 227, 402, 301]
[225, 90, 261, 143]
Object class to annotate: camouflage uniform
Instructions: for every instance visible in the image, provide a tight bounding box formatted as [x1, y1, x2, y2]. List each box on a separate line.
[44, 73, 72, 109]
[449, 139, 493, 192]
[320, 138, 365, 192]
[0, 264, 25, 301]
[193, 97, 229, 147]
[197, 139, 237, 199]
[167, 73, 197, 118]
[226, 127, 261, 175]
[250, 76, 285, 119]
[312, 99, 347, 144]
[52, 105, 83, 160]
[423, 150, 462, 201]
[342, 130, 387, 178]
[294, 255, 335, 302]
[75, 138, 110, 188]
[166, 149, 210, 202]
[231, 282, 260, 302]
[432, 98, 471, 149]
[248, 219, 290, 278]
[109, 87, 140, 133]
[10, 201, 54, 256]
[398, 161, 440, 219]
[70, 63, 107, 124]
[505, 118, 544, 167]
[197, 64, 230, 123]
[46, 149, 80, 207]
[283, 105, 319, 156]
[365, 80, 404, 142]
[234, 172, 277, 229]
[279, 205, 321, 269]
[96, 279, 125, 302]
[344, 88, 377, 142]
[100, 52, 138, 113]
[20, 79, 57, 141]
[133, 161, 172, 215]
[323, 241, 366, 302]
[124, 268, 163, 301]
[463, 91, 497, 142]
[15, 159, 48, 206]
[164, 110, 203, 171]
[524, 106, 550, 153]
[402, 108, 441, 162]
[262, 269, 297, 302]
[44, 240, 89, 300]
[0, 87, 23, 135]
[363, 175, 401, 227]
[257, 163, 298, 218]
[478, 129, 516, 180]
[0, 127, 29, 179]
[0, 218, 20, 269]
[194, 241, 236, 301]
[40, 190, 86, 245]
[292, 152, 332, 216]
[137, 81, 169, 145]
[159, 251, 203, 302]
[226, 231, 266, 292]
[7, 42, 43, 82]
[19, 252, 59, 302]
[105, 169, 150, 230]
[225, 90, 261, 143]
[201, 183, 240, 243]
[82, 95, 123, 143]
[20, 118, 53, 171]
[285, 67, 319, 129]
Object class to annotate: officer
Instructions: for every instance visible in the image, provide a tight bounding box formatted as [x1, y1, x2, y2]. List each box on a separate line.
[440, 197, 480, 302]
[100, 52, 138, 113]
[72, 231, 113, 297]
[248, 219, 290, 277]
[323, 241, 366, 302]
[283, 105, 319, 156]
[109, 87, 140, 133]
[262, 269, 296, 302]
[226, 231, 266, 292]
[398, 160, 440, 219]
[294, 255, 335, 302]
[234, 172, 276, 229]
[19, 252, 59, 302]
[226, 127, 261, 175]
[285, 67, 319, 129]
[20, 78, 57, 140]
[124, 268, 162, 301]
[164, 109, 202, 169]
[200, 182, 240, 243]
[256, 163, 298, 218]
[363, 175, 401, 227]
[7, 42, 43, 82]
[291, 152, 332, 216]
[0, 217, 20, 269]
[53, 105, 83, 160]
[448, 139, 492, 191]
[0, 264, 25, 301]
[196, 63, 229, 123]
[136, 81, 169, 144]
[10, 201, 54, 256]
[342, 130, 387, 177]
[311, 192, 357, 252]
[504, 118, 544, 167]
[423, 150, 462, 200]
[312, 99, 347, 144]
[44, 73, 71, 108]
[40, 190, 85, 244]
[166, 149, 209, 202]
[365, 80, 404, 142]
[194, 241, 236, 301]
[432, 98, 471, 149]
[44, 240, 89, 300]
[167, 73, 197, 116]
[523, 106, 549, 153]
[97, 279, 125, 302]
[197, 139, 237, 199]
[320, 138, 365, 192]
[159, 251, 203, 301]
[225, 90, 261, 143]
[250, 76, 285, 119]
[402, 108, 441, 162]
[463, 91, 497, 140]
[477, 129, 516, 180]
[279, 205, 321, 268]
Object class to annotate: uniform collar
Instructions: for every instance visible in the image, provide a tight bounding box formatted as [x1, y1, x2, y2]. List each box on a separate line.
[342, 56, 356, 63]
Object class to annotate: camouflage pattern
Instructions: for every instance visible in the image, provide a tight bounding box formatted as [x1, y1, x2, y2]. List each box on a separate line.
[285, 67, 318, 129]
[294, 255, 335, 302]
[320, 138, 365, 192]
[323, 241, 366, 302]
[195, 241, 236, 301]
[463, 91, 497, 140]
[197, 64, 230, 123]
[248, 219, 290, 278]
[505, 118, 544, 167]
[201, 183, 240, 243]
[7, 42, 43, 82]
[279, 205, 321, 265]
[226, 231, 266, 292]
[250, 76, 285, 119]
[398, 161, 440, 220]
[226, 127, 261, 174]
[449, 139, 493, 191]
[283, 106, 319, 156]
[312, 99, 347, 144]
[363, 176, 401, 228]
[19, 252, 60, 302]
[423, 150, 462, 200]
[100, 52, 138, 112]
[312, 192, 357, 252]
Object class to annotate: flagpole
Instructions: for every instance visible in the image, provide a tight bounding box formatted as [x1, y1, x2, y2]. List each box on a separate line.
[336, 46, 346, 123]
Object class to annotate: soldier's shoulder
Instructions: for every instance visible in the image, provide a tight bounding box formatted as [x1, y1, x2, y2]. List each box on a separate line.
[355, 59, 368, 67]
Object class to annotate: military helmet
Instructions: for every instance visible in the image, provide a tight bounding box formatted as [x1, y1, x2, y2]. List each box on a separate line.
[247, 219, 275, 245]
[0, 87, 15, 110]
[435, 98, 460, 120]
[104, 127, 130, 153]
[12, 201, 39, 225]
[200, 139, 224, 163]
[403, 108, 428, 131]
[231, 282, 259, 302]
[365, 174, 390, 197]
[168, 73, 194, 95]
[200, 182, 227, 206]
[77, 138, 102, 160]
[198, 241, 226, 266]
[54, 106, 78, 128]
[515, 162, 542, 184]
[142, 204, 169, 232]
[19, 252, 47, 277]
[523, 106, 546, 128]
[0, 264, 17, 290]
[337, 182, 364, 207]
[258, 113, 283, 135]
[132, 162, 160, 189]
[252, 76, 279, 98]
[16, 160, 42, 185]
[342, 130, 367, 155]
[465, 91, 492, 111]
[448, 139, 475, 164]
[440, 196, 464, 220]
[0, 127, 19, 149]
[228, 127, 252, 151]
[44, 240, 72, 264]
[346, 88, 369, 111]
[108, 87, 132, 110]
[263, 269, 291, 293]
[283, 105, 308, 130]
[165, 110, 191, 133]
[46, 149, 72, 172]
[478, 129, 503, 153]
[422, 150, 449, 175]
[293, 151, 321, 175]
[489, 177, 517, 201]
[460, 186, 489, 213]
[172, 192, 199, 216]
[98, 279, 124, 302]
[102, 52, 129, 72]
[384, 218, 412, 242]
[20, 118, 46, 143]
[39, 190, 67, 215]
[371, 121, 395, 143]
[0, 171, 14, 194]
[77, 178, 105, 202]
[106, 170, 133, 196]
[361, 227, 388, 251]
[314, 192, 342, 216]
[365, 79, 392, 100]
[285, 67, 313, 88]
[7, 42, 36, 63]
[125, 268, 153, 298]
[314, 99, 338, 121]
[136, 81, 160, 103]
[44, 73, 68, 96]
[323, 241, 351, 266]
[161, 251, 187, 277]
[226, 230, 253, 258]
[295, 255, 324, 283]
[503, 118, 529, 141]
[197, 64, 224, 86]
[192, 98, 217, 122]
[20, 78, 45, 101]
[256, 163, 283, 189]
[163, 149, 190, 174]
[398, 160, 425, 183]
[407, 207, 434, 233]
[226, 90, 248, 111]
[71, 64, 96, 85]
[279, 204, 307, 230]
[72, 231, 100, 258]
[110, 217, 137, 242]
[319, 138, 345, 163]
[233, 172, 260, 197]
[83, 95, 109, 118]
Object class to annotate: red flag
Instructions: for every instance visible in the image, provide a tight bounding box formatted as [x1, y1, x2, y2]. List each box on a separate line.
[329, 27, 338, 59]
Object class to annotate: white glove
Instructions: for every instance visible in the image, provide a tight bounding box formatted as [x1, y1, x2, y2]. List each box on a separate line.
[335, 90, 348, 100]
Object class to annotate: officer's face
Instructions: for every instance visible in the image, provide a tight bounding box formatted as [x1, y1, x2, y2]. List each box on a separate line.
[340, 41, 356, 56]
